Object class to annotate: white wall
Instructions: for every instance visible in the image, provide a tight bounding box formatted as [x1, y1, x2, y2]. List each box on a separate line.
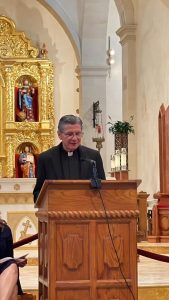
[136, 0, 169, 196]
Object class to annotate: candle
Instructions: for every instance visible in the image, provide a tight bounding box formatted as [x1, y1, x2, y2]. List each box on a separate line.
[115, 150, 120, 171]
[121, 148, 127, 170]
[110, 155, 115, 171]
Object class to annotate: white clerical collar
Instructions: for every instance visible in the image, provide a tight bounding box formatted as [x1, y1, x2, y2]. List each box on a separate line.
[68, 151, 73, 157]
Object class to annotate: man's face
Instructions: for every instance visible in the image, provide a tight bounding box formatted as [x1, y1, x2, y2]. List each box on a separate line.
[58, 123, 83, 152]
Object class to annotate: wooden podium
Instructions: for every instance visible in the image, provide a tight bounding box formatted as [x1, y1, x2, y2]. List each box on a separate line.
[35, 180, 140, 300]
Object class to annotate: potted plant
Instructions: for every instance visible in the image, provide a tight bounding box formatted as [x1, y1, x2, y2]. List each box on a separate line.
[107, 115, 134, 135]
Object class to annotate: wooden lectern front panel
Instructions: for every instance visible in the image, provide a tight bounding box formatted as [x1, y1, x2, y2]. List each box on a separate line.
[36, 180, 139, 300]
[48, 219, 137, 300]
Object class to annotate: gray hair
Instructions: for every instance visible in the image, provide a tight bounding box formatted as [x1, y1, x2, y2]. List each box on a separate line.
[58, 115, 83, 132]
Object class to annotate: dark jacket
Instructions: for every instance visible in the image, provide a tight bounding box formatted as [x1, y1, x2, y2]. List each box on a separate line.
[33, 143, 105, 202]
[0, 224, 23, 295]
[0, 224, 13, 259]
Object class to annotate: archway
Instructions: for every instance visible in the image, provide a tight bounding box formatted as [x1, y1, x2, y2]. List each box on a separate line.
[37, 0, 80, 63]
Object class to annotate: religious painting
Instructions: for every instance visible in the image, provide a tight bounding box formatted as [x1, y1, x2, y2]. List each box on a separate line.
[15, 75, 38, 122]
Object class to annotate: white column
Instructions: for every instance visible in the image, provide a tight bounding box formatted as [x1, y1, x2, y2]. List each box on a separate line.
[116, 24, 137, 178]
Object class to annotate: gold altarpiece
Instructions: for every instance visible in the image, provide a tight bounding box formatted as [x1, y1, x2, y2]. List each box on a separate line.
[0, 16, 55, 178]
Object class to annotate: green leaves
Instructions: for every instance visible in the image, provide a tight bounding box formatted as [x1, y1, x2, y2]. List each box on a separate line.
[107, 115, 135, 134]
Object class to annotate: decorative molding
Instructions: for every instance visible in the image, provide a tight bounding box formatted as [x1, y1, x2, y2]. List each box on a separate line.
[76, 65, 109, 78]
[116, 24, 137, 45]
[0, 194, 34, 204]
[36, 210, 139, 220]
[0, 178, 36, 193]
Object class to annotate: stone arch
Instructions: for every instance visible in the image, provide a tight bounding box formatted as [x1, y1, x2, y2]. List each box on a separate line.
[114, 0, 135, 25]
[37, 0, 80, 62]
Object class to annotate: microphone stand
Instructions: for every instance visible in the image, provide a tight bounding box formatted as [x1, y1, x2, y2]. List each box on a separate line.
[90, 161, 101, 189]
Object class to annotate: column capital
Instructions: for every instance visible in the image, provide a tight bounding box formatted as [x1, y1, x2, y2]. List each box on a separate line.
[76, 65, 109, 78]
[116, 24, 137, 45]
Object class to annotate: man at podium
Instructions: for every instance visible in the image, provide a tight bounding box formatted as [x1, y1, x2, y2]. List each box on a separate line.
[33, 114, 105, 202]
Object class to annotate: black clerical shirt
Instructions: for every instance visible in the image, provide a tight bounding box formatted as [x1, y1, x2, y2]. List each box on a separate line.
[60, 147, 80, 179]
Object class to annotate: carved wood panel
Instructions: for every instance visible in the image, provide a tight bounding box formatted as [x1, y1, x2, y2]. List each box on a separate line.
[96, 222, 130, 280]
[56, 222, 89, 281]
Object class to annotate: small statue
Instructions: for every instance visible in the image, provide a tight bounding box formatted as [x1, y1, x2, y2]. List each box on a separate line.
[19, 146, 35, 178]
[18, 79, 35, 122]
[40, 43, 48, 59]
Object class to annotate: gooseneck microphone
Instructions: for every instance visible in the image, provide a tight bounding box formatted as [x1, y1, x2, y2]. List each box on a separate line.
[80, 158, 101, 189]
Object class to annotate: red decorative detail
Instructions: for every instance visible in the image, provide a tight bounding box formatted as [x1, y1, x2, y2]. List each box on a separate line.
[157, 204, 169, 208]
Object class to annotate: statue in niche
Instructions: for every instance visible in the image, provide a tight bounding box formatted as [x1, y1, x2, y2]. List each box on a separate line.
[19, 145, 35, 178]
[18, 79, 35, 121]
[16, 78, 38, 122]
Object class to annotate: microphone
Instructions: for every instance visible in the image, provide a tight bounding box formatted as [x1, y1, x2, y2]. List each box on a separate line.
[80, 158, 101, 189]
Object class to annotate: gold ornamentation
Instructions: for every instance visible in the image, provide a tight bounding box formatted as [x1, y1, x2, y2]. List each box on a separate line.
[0, 16, 38, 58]
[0, 193, 34, 204]
[0, 16, 55, 177]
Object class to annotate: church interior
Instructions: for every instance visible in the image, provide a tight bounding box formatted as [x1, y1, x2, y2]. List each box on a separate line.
[0, 0, 169, 299]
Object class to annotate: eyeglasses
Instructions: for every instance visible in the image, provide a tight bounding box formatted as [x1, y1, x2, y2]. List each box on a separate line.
[62, 132, 84, 138]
